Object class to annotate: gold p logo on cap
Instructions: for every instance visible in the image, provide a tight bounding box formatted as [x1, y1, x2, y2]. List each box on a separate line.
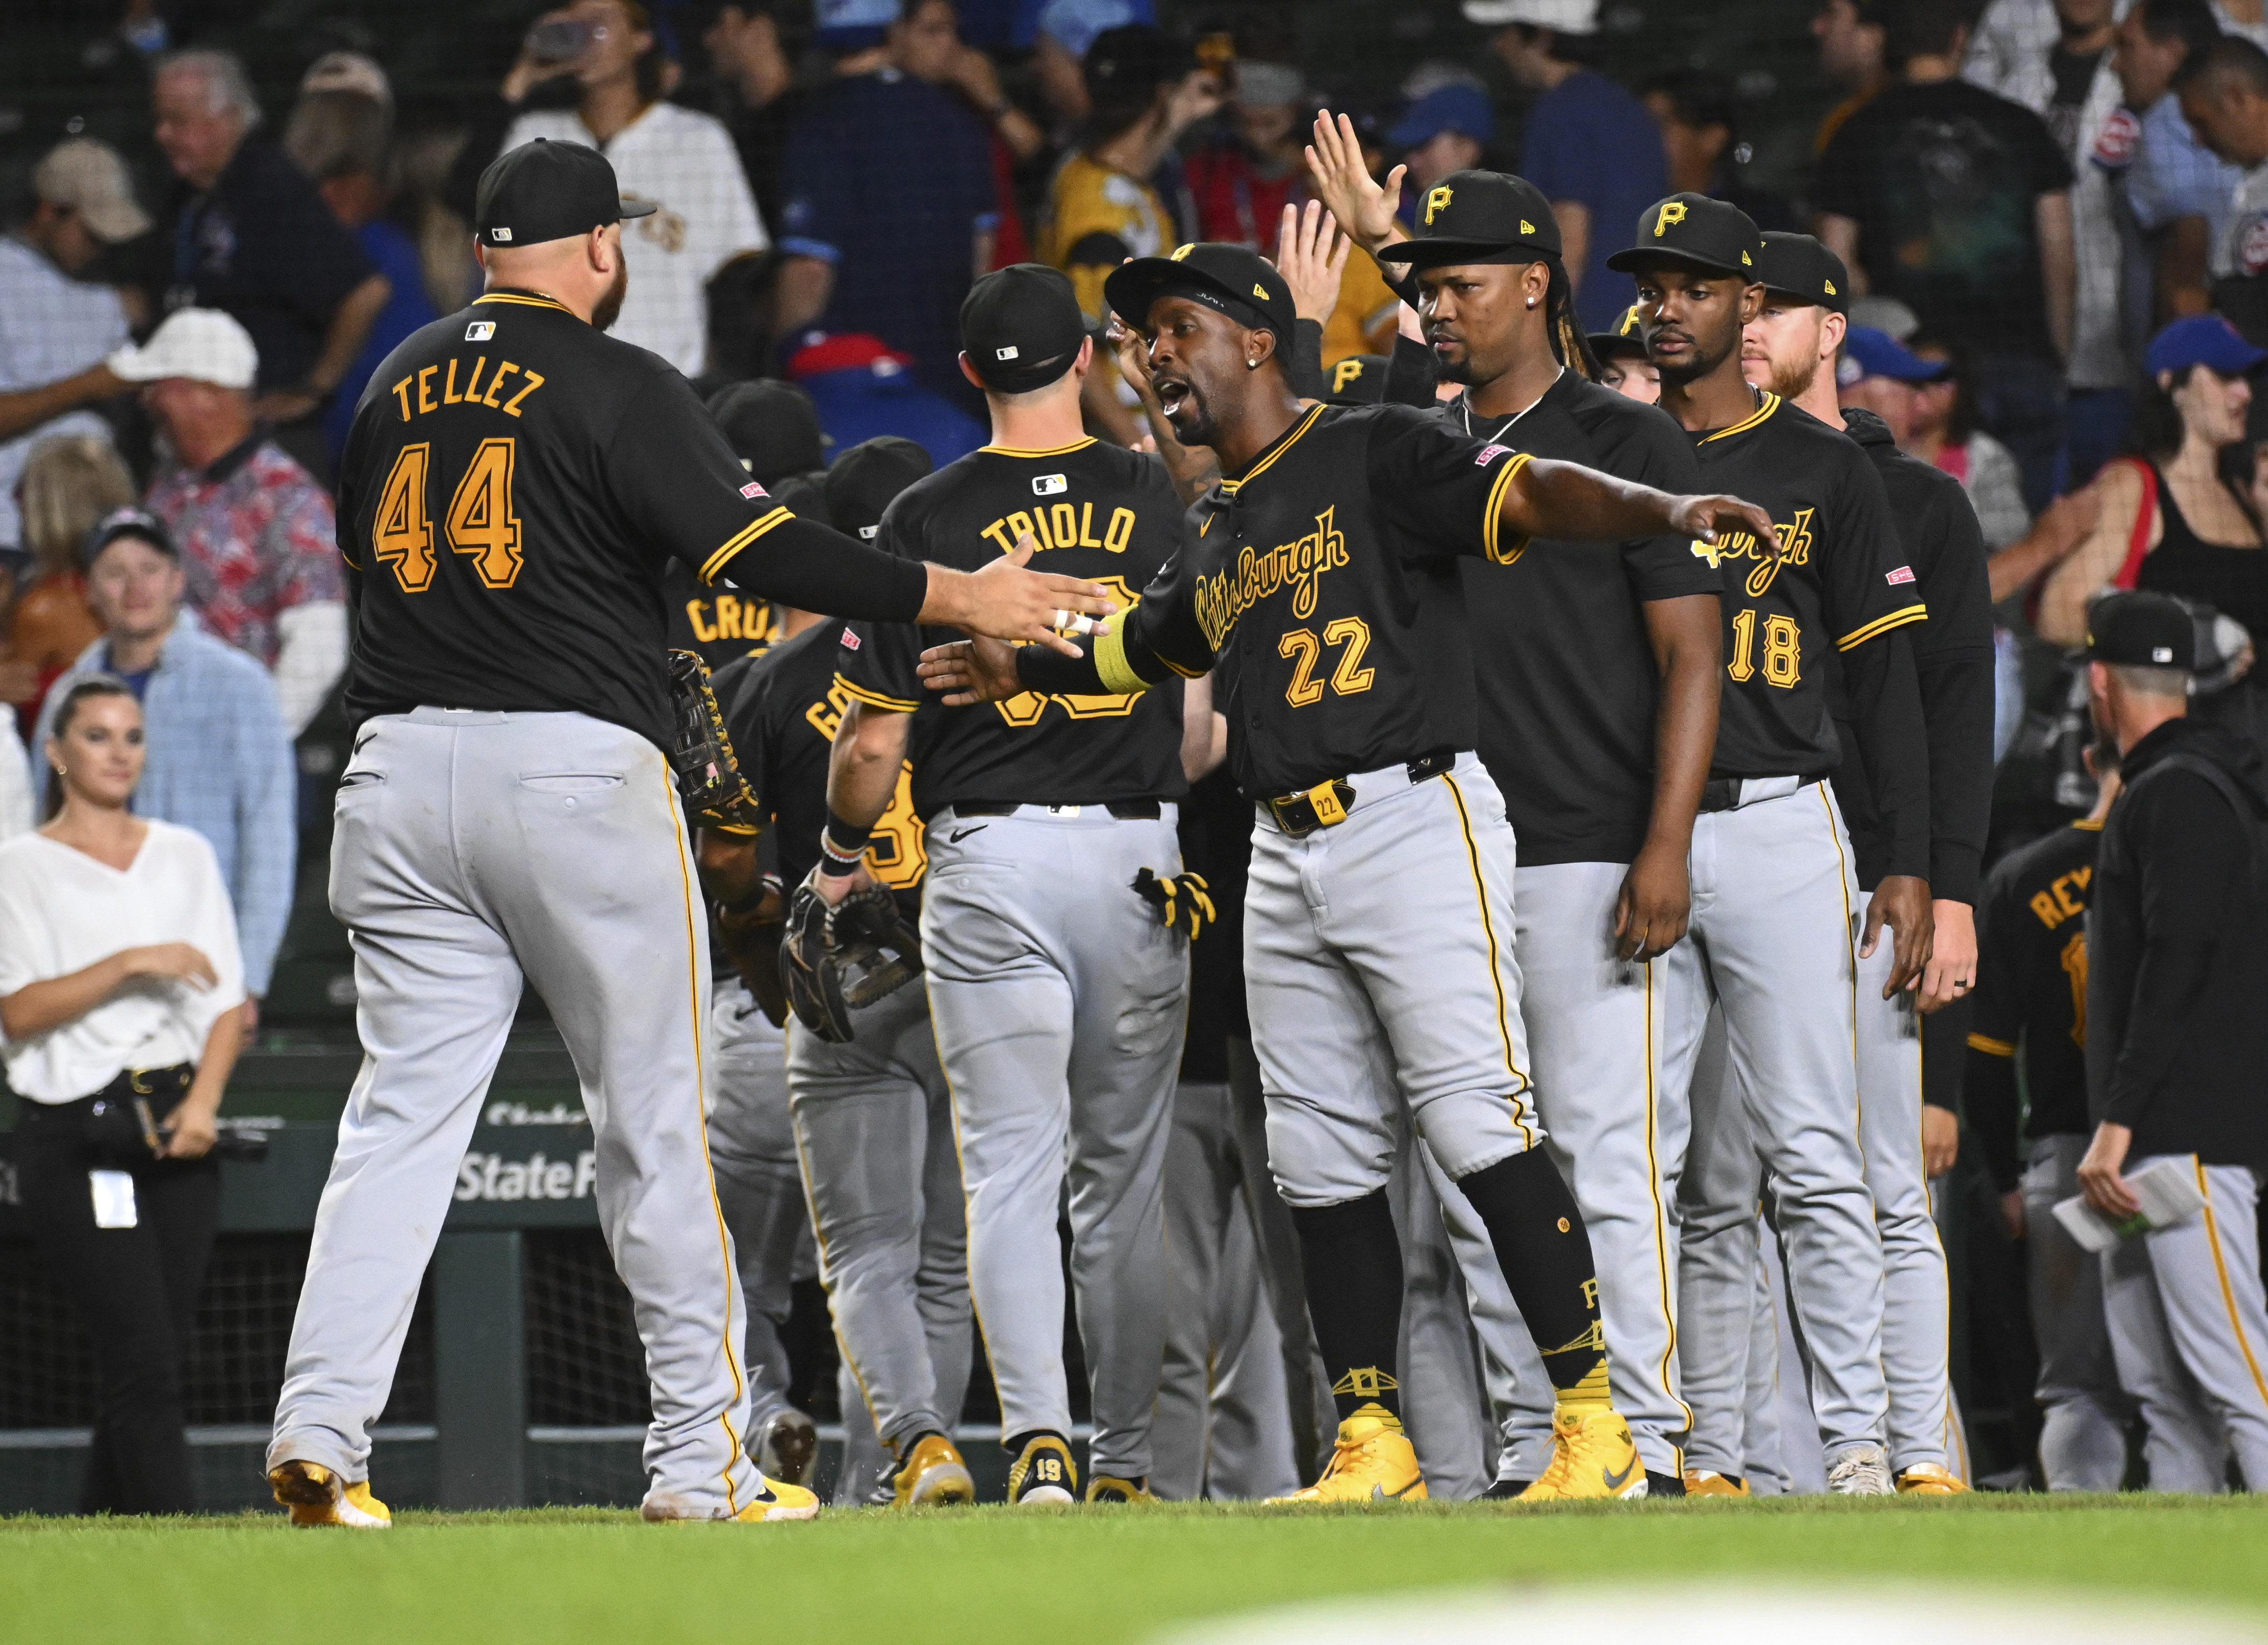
[1653, 201, 1688, 237]
[1170, 244, 1195, 261]
[1425, 185, 1454, 225]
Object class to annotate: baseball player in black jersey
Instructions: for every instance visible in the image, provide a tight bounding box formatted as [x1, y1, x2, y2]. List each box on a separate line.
[1611, 195, 1933, 1498]
[818, 266, 1195, 1505]
[921, 241, 1776, 1503]
[263, 141, 1119, 1528]
[1967, 744, 2124, 1491]
[1741, 231, 1997, 1492]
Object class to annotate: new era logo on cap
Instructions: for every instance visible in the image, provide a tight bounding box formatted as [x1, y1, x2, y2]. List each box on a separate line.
[466, 321, 496, 341]
[1887, 565, 1915, 585]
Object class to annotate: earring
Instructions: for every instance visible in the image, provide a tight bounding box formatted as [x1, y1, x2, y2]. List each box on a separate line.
[1526, 297, 1537, 308]
[1246, 358, 1259, 370]
[52, 765, 65, 778]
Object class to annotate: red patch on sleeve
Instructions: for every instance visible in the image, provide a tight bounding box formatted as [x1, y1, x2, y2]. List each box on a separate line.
[1886, 565, 1916, 585]
[840, 627, 861, 650]
[1476, 444, 1512, 465]
[741, 480, 768, 500]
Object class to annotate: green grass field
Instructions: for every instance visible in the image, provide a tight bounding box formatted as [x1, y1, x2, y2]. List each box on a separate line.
[5, 1495, 2265, 1644]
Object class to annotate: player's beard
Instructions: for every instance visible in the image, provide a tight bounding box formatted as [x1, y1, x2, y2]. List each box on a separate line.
[1767, 352, 1819, 402]
[1653, 320, 1739, 390]
[592, 262, 629, 333]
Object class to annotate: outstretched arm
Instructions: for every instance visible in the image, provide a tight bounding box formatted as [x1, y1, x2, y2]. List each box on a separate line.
[1501, 455, 1777, 553]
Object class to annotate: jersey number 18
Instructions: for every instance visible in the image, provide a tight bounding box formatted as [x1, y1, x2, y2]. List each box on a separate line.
[372, 438, 526, 592]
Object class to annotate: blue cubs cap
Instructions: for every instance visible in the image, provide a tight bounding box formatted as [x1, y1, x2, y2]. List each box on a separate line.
[1388, 84, 1496, 150]
[1838, 325, 1950, 386]
[2143, 314, 2266, 379]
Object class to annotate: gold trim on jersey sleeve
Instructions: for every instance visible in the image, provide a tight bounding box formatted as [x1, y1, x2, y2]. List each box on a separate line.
[1480, 449, 1534, 564]
[1702, 390, 1780, 443]
[1835, 603, 1928, 652]
[1966, 1032, 2016, 1057]
[701, 507, 794, 583]
[980, 436, 1098, 458]
[834, 672, 922, 713]
[1093, 622, 1156, 696]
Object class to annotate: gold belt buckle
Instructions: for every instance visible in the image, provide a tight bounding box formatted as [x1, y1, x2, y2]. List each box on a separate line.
[1306, 779, 1350, 827]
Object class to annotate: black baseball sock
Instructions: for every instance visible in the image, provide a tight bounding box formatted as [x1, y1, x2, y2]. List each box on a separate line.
[1458, 1148, 1611, 1408]
[1287, 1188, 1404, 1424]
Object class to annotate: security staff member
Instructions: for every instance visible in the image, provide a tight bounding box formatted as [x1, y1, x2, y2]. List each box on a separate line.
[1744, 230, 1996, 1493]
[265, 140, 1116, 1528]
[2079, 591, 2268, 1492]
[1373, 172, 1724, 1498]
[1613, 195, 1932, 1497]
[1967, 742, 2124, 1492]
[918, 242, 1775, 1504]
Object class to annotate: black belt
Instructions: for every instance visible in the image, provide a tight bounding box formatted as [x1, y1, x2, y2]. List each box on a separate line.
[1263, 749, 1456, 838]
[954, 800, 1164, 819]
[1697, 775, 1820, 814]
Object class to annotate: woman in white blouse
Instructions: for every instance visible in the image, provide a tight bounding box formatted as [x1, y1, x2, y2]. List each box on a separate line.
[0, 676, 246, 1513]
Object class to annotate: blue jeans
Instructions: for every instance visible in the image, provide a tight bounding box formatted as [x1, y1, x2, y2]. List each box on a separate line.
[1972, 352, 2069, 513]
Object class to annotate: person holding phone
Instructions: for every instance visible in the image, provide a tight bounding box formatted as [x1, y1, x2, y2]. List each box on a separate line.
[0, 675, 246, 1514]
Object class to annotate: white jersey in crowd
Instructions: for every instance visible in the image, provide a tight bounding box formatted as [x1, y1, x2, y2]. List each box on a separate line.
[501, 101, 768, 377]
[0, 234, 130, 549]
[0, 714, 31, 840]
[0, 819, 246, 1104]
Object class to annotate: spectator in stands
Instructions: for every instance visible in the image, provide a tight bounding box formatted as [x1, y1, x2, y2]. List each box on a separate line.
[0, 140, 144, 553]
[0, 674, 248, 1515]
[1386, 83, 1493, 210]
[2110, 0, 2238, 331]
[1029, 0, 1158, 130]
[490, 0, 768, 377]
[775, 1, 1013, 400]
[703, 5, 801, 232]
[1189, 59, 1310, 248]
[889, 0, 1049, 227]
[4, 436, 131, 737]
[2077, 590, 2268, 1492]
[2175, 36, 2268, 341]
[1834, 322, 1949, 447]
[282, 54, 441, 465]
[1466, 0, 1669, 330]
[1816, 0, 2077, 511]
[1640, 72, 1798, 230]
[105, 310, 345, 738]
[1902, 337, 2038, 550]
[152, 49, 391, 477]
[1965, 0, 2062, 105]
[32, 509, 295, 1013]
[1816, 0, 1889, 150]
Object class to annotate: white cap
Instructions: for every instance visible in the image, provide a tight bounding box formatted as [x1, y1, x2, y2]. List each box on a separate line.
[1463, 0, 1600, 32]
[299, 50, 393, 105]
[107, 308, 259, 390]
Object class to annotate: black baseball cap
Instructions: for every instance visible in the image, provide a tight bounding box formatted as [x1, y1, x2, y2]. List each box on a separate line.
[475, 138, 656, 250]
[1105, 242, 1297, 341]
[768, 471, 832, 533]
[961, 264, 1088, 393]
[2085, 590, 2196, 670]
[1606, 193, 1760, 279]
[1376, 170, 1561, 268]
[1587, 303, 1648, 363]
[706, 379, 828, 483]
[82, 507, 175, 568]
[1752, 231, 1850, 314]
[825, 437, 934, 540]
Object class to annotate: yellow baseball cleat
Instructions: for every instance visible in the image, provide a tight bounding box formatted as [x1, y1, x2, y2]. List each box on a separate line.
[733, 1478, 821, 1521]
[1085, 1474, 1154, 1504]
[1894, 1463, 1971, 1496]
[1682, 1468, 1751, 1498]
[1007, 1433, 1079, 1505]
[1265, 1407, 1428, 1504]
[269, 1460, 390, 1528]
[1518, 1408, 1646, 1501]
[891, 1432, 976, 1507]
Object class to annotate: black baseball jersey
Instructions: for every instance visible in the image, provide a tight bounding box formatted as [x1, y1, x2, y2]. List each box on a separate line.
[837, 437, 1187, 819]
[1966, 821, 2102, 1183]
[337, 288, 926, 749]
[1447, 374, 1720, 866]
[667, 561, 780, 672]
[1027, 403, 1534, 798]
[713, 624, 926, 913]
[1686, 393, 1932, 877]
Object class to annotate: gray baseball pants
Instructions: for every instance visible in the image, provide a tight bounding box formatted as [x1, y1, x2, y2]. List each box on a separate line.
[1670, 780, 1890, 1466]
[708, 982, 808, 1438]
[785, 978, 972, 1475]
[922, 805, 1188, 1481]
[1854, 943, 1960, 1474]
[2021, 1133, 2130, 1490]
[1390, 1137, 1494, 1498]
[2101, 1158, 2268, 1491]
[270, 708, 765, 1517]
[1153, 1079, 1301, 1500]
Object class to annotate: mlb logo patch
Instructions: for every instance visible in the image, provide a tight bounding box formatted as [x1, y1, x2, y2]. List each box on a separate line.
[1033, 474, 1068, 497]
[996, 345, 1020, 360]
[465, 321, 496, 341]
[491, 227, 513, 242]
[840, 627, 861, 650]
[1475, 444, 1512, 465]
[1886, 565, 1916, 585]
[741, 480, 768, 500]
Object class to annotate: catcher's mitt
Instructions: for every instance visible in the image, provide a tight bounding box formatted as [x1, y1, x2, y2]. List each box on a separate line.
[1132, 867, 1215, 941]
[665, 649, 761, 829]
[779, 873, 924, 1043]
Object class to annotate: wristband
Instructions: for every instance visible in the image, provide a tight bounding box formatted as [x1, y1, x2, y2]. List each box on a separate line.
[718, 871, 780, 915]
[819, 811, 872, 877]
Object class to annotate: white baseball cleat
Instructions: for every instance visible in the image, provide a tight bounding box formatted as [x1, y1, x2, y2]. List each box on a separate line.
[1826, 1444, 1896, 1496]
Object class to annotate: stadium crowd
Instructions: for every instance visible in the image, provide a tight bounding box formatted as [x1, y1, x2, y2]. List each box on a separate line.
[2, 0, 2267, 1511]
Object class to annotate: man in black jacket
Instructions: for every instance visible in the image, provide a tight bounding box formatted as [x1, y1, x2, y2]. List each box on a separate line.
[2079, 590, 2268, 1492]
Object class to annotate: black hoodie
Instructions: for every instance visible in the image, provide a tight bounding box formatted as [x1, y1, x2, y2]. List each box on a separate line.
[2086, 715, 2268, 1165]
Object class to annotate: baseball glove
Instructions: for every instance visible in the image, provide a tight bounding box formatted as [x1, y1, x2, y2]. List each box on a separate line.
[1132, 867, 1215, 941]
[664, 649, 762, 830]
[779, 872, 924, 1043]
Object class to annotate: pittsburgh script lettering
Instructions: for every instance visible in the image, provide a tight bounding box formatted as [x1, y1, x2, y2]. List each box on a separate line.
[1195, 507, 1349, 650]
